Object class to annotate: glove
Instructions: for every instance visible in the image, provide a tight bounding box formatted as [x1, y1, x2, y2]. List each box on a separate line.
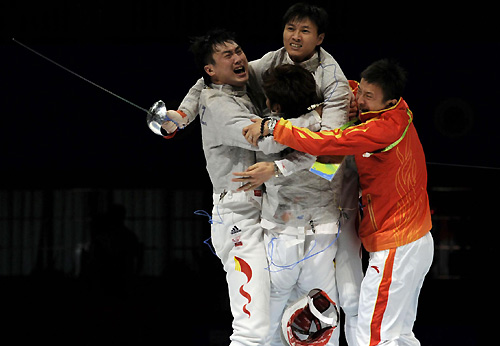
[160, 110, 189, 139]
[161, 120, 178, 135]
[165, 110, 189, 130]
[147, 100, 189, 138]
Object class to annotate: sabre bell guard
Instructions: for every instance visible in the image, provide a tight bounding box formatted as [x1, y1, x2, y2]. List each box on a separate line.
[147, 100, 169, 136]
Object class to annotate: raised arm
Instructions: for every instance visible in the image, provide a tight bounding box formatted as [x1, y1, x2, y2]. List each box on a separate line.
[178, 77, 205, 123]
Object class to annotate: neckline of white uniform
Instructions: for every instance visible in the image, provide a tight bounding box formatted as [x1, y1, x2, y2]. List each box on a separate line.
[284, 50, 320, 73]
[209, 83, 247, 97]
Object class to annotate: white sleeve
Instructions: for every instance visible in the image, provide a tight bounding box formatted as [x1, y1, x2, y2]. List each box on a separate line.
[316, 49, 350, 130]
[289, 110, 321, 131]
[248, 50, 277, 85]
[178, 78, 204, 124]
[320, 75, 350, 130]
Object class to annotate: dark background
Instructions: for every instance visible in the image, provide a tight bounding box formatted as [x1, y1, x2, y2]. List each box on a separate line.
[1, 1, 497, 345]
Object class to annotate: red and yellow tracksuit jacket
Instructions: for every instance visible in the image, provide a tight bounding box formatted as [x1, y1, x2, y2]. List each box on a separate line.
[273, 86, 432, 252]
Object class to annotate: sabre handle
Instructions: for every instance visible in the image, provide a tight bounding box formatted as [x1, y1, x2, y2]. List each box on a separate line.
[147, 100, 189, 137]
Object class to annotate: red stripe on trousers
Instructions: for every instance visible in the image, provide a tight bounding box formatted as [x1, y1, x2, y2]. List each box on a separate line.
[370, 248, 396, 346]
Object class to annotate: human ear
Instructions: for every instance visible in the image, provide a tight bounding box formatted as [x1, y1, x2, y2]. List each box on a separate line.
[385, 98, 398, 108]
[316, 33, 325, 46]
[204, 64, 215, 77]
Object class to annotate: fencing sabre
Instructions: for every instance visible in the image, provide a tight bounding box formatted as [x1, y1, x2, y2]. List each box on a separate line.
[11, 38, 180, 135]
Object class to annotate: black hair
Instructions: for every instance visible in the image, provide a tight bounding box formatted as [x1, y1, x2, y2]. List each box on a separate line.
[282, 3, 329, 35]
[189, 28, 238, 85]
[360, 59, 408, 101]
[262, 64, 322, 119]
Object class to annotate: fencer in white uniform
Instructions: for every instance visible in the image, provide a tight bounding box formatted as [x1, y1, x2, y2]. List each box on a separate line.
[245, 64, 342, 346]
[184, 30, 322, 346]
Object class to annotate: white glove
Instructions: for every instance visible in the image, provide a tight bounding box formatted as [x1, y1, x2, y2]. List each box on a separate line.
[147, 100, 190, 137]
[165, 110, 189, 130]
[161, 121, 178, 134]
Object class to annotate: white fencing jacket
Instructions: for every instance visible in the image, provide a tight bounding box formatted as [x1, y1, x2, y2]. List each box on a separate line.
[183, 47, 350, 228]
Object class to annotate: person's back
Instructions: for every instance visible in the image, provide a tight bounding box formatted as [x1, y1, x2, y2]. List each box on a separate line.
[260, 151, 339, 227]
[254, 64, 343, 346]
[256, 64, 341, 228]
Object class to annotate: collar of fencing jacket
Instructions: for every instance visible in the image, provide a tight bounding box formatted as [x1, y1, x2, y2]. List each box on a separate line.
[284, 50, 320, 73]
[208, 83, 247, 97]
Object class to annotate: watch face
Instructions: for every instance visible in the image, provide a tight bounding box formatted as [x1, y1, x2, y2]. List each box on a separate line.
[269, 118, 277, 133]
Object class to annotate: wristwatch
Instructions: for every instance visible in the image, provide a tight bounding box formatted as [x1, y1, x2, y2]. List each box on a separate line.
[268, 118, 278, 136]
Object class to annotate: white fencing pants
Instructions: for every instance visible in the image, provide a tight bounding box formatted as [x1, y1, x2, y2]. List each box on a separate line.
[336, 158, 364, 346]
[211, 190, 270, 346]
[356, 232, 434, 346]
[263, 223, 340, 346]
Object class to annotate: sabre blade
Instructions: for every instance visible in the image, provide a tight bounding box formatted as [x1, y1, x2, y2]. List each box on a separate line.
[12, 38, 150, 114]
